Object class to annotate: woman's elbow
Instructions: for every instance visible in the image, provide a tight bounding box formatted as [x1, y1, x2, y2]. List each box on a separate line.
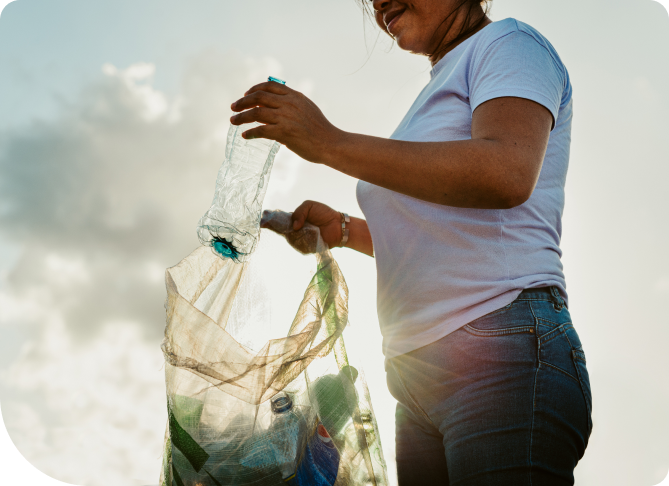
[497, 155, 543, 209]
[499, 182, 535, 209]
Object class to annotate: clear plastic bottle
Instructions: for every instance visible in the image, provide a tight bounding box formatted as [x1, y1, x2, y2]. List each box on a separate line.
[197, 77, 286, 262]
[240, 393, 340, 485]
[269, 393, 309, 479]
[269, 393, 340, 485]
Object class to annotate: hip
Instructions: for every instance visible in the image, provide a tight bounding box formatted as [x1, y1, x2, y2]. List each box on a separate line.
[386, 286, 593, 452]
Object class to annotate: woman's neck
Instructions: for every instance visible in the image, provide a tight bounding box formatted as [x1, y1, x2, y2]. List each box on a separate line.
[429, 12, 493, 66]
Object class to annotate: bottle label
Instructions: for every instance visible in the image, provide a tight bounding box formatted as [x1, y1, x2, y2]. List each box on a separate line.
[285, 421, 339, 486]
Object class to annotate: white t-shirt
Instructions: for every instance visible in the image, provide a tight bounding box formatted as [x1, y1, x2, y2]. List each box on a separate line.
[356, 18, 573, 359]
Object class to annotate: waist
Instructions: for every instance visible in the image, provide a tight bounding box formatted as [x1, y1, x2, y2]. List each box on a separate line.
[517, 286, 566, 309]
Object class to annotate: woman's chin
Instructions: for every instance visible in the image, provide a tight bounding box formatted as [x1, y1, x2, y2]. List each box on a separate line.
[395, 36, 427, 56]
[393, 34, 410, 50]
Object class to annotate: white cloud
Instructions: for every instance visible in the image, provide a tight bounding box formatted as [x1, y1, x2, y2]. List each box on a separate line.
[0, 50, 312, 484]
[2, 320, 166, 485]
[44, 254, 90, 286]
[102, 62, 176, 123]
[143, 261, 166, 285]
[0, 286, 49, 326]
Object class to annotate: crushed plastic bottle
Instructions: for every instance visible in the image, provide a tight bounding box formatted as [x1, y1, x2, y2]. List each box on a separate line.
[197, 77, 285, 262]
[241, 393, 340, 485]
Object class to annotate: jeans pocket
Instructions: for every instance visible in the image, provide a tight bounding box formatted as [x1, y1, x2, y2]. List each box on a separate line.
[464, 301, 535, 336]
[571, 349, 593, 437]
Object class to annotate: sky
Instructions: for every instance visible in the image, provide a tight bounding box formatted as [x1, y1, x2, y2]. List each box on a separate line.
[0, 0, 668, 485]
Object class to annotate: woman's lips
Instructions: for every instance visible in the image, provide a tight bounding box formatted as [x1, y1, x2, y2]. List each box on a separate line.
[386, 10, 404, 34]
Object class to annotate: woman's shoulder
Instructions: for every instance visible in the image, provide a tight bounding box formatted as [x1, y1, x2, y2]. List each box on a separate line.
[477, 18, 549, 43]
[475, 18, 566, 70]
[464, 18, 572, 115]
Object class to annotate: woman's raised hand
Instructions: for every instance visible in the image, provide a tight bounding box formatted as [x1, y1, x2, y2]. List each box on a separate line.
[230, 82, 343, 164]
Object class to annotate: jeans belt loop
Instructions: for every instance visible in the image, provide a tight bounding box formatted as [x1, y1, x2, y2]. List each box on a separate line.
[551, 286, 564, 310]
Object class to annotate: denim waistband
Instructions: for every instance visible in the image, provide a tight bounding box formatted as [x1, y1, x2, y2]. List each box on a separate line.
[517, 286, 565, 308]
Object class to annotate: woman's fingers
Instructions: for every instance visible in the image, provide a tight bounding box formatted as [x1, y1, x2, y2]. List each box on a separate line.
[230, 81, 337, 164]
[291, 200, 313, 231]
[231, 107, 279, 126]
[240, 124, 277, 141]
[286, 201, 344, 250]
[243, 81, 291, 97]
[232, 88, 286, 112]
[292, 215, 304, 231]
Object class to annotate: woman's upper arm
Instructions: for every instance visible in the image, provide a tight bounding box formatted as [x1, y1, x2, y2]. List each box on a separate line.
[468, 29, 566, 206]
[471, 96, 553, 206]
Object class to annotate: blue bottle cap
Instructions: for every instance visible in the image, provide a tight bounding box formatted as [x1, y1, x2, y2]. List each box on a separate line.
[268, 76, 287, 85]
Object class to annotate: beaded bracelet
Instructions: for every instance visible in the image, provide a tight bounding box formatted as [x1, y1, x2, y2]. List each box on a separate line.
[339, 212, 350, 247]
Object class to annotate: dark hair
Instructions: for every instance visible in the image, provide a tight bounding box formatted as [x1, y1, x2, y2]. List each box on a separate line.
[357, 1, 492, 60]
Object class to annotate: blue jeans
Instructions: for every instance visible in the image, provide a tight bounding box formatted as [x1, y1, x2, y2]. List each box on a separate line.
[386, 287, 592, 485]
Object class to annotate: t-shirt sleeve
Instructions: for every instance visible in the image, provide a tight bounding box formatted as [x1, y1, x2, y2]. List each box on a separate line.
[469, 30, 566, 129]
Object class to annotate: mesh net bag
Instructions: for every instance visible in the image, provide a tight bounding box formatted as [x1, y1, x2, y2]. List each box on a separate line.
[158, 213, 388, 486]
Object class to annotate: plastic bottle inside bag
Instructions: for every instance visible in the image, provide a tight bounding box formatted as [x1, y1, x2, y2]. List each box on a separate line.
[269, 393, 309, 478]
[311, 366, 359, 441]
[241, 393, 340, 485]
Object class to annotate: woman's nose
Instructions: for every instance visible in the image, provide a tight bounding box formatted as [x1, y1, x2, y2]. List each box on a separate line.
[372, 0, 391, 12]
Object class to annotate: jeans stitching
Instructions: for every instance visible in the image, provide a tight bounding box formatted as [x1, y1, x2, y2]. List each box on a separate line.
[539, 359, 579, 382]
[571, 350, 593, 436]
[536, 321, 580, 381]
[540, 328, 562, 344]
[562, 325, 578, 350]
[538, 326, 563, 344]
[463, 325, 535, 336]
[536, 316, 573, 328]
[529, 301, 539, 485]
[516, 297, 553, 302]
[530, 364, 539, 485]
[538, 323, 574, 344]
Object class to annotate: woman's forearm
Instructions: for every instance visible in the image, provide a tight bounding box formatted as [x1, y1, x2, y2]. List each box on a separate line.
[344, 216, 374, 257]
[319, 98, 552, 210]
[230, 84, 551, 210]
[324, 131, 530, 210]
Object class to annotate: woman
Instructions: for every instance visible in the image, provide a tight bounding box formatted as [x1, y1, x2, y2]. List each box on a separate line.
[230, 0, 592, 484]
